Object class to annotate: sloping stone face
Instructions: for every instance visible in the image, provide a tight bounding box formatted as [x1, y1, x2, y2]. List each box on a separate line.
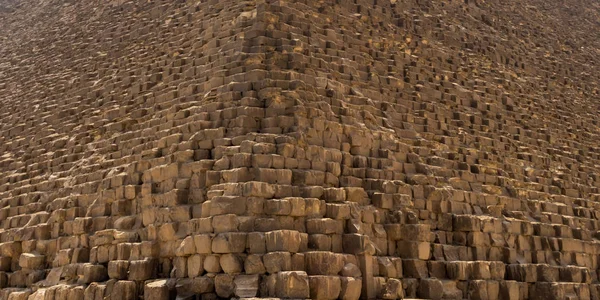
[1, 0, 600, 299]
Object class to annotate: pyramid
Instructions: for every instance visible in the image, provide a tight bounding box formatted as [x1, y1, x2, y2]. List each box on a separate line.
[1, 0, 600, 299]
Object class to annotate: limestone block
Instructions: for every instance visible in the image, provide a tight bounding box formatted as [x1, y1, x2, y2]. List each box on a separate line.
[403, 259, 428, 278]
[212, 214, 239, 233]
[378, 257, 397, 278]
[234, 274, 259, 298]
[0, 242, 22, 259]
[345, 187, 368, 204]
[265, 230, 301, 253]
[305, 251, 344, 275]
[340, 277, 362, 300]
[242, 181, 275, 198]
[211, 232, 247, 253]
[193, 234, 212, 254]
[306, 218, 343, 234]
[111, 280, 137, 300]
[82, 264, 108, 283]
[244, 254, 266, 275]
[309, 275, 341, 299]
[506, 264, 537, 282]
[128, 259, 156, 281]
[378, 278, 403, 299]
[18, 253, 45, 270]
[210, 196, 246, 216]
[215, 274, 234, 298]
[175, 236, 196, 256]
[220, 254, 243, 274]
[454, 215, 481, 232]
[203, 255, 222, 273]
[530, 282, 566, 300]
[397, 241, 431, 260]
[275, 271, 310, 298]
[246, 232, 266, 253]
[189, 276, 214, 294]
[108, 260, 129, 279]
[144, 280, 172, 300]
[537, 264, 559, 282]
[418, 278, 443, 300]
[340, 263, 362, 277]
[172, 256, 187, 278]
[263, 251, 292, 274]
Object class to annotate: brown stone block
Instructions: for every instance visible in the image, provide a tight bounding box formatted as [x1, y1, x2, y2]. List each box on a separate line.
[402, 259, 428, 278]
[309, 275, 341, 299]
[211, 232, 247, 253]
[18, 253, 45, 270]
[144, 279, 172, 300]
[128, 259, 156, 281]
[418, 278, 443, 300]
[244, 254, 266, 275]
[396, 241, 431, 260]
[265, 230, 301, 253]
[232, 274, 259, 298]
[108, 260, 129, 280]
[263, 251, 292, 274]
[275, 271, 310, 298]
[305, 251, 344, 275]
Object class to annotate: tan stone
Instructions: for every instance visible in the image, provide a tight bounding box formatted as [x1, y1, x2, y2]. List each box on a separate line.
[275, 271, 310, 298]
[265, 230, 301, 253]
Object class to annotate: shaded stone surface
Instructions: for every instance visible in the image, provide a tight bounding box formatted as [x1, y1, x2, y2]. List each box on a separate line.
[0, 0, 599, 299]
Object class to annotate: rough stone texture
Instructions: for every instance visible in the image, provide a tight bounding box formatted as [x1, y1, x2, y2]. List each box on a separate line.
[0, 0, 600, 299]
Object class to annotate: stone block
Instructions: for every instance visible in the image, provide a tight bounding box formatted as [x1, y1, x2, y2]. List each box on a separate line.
[378, 278, 403, 299]
[396, 241, 431, 260]
[108, 260, 129, 279]
[309, 275, 341, 299]
[220, 254, 243, 274]
[234, 274, 259, 298]
[263, 251, 292, 274]
[530, 282, 565, 300]
[215, 274, 234, 298]
[506, 264, 537, 282]
[244, 254, 266, 275]
[187, 254, 204, 277]
[340, 277, 362, 300]
[305, 251, 344, 275]
[144, 280, 172, 300]
[340, 263, 362, 277]
[193, 234, 212, 254]
[128, 259, 155, 281]
[265, 230, 301, 253]
[403, 259, 428, 278]
[111, 281, 137, 300]
[211, 232, 247, 253]
[275, 271, 310, 299]
[82, 264, 108, 283]
[18, 253, 45, 270]
[401, 224, 431, 241]
[418, 278, 444, 300]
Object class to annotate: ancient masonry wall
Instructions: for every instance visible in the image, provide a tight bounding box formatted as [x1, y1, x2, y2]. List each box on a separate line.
[1, 0, 600, 299]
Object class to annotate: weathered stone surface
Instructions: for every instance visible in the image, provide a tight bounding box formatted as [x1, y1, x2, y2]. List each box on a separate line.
[340, 277, 362, 300]
[304, 251, 344, 275]
[275, 271, 310, 299]
[234, 274, 260, 298]
[418, 278, 444, 300]
[340, 263, 362, 277]
[18, 253, 45, 270]
[0, 0, 599, 299]
[144, 280, 172, 300]
[309, 275, 342, 299]
[265, 230, 301, 253]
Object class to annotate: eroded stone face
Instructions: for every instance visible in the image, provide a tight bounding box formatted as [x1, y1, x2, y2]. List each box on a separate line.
[0, 0, 599, 299]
